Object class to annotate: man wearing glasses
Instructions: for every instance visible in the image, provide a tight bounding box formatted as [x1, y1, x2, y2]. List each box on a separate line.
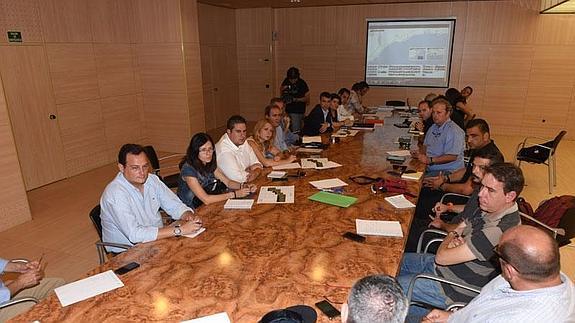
[397, 163, 524, 322]
[424, 225, 575, 322]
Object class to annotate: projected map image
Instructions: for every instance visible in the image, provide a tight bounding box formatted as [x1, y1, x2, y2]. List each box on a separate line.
[365, 20, 455, 87]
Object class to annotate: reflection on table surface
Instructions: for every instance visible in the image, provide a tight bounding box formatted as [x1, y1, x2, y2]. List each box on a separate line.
[14, 115, 424, 323]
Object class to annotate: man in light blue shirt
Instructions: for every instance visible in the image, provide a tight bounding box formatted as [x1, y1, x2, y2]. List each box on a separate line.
[265, 103, 289, 152]
[0, 257, 64, 321]
[270, 97, 299, 145]
[100, 144, 203, 253]
[412, 97, 465, 176]
[423, 225, 575, 323]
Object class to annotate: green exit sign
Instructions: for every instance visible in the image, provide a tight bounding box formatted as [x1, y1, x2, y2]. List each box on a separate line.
[7, 31, 22, 43]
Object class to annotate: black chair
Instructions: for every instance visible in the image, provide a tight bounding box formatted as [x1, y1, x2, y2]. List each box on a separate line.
[515, 130, 566, 194]
[143, 145, 184, 189]
[557, 207, 575, 247]
[88, 205, 131, 265]
[386, 100, 406, 107]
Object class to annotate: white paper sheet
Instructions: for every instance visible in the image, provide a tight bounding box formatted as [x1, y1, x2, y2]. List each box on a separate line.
[384, 194, 416, 209]
[296, 147, 323, 153]
[55, 270, 124, 307]
[301, 158, 329, 169]
[309, 178, 348, 189]
[181, 312, 231, 323]
[387, 150, 412, 157]
[272, 163, 301, 170]
[401, 171, 423, 181]
[224, 199, 254, 209]
[356, 219, 403, 237]
[332, 129, 359, 137]
[257, 186, 295, 204]
[302, 136, 322, 143]
[267, 171, 287, 178]
[184, 227, 206, 238]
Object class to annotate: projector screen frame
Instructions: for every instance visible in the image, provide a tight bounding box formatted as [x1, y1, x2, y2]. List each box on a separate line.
[364, 17, 457, 89]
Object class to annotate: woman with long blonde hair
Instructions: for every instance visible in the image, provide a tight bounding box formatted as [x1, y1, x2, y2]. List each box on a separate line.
[247, 119, 296, 167]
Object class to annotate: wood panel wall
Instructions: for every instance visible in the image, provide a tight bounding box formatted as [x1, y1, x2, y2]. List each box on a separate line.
[0, 0, 205, 191]
[0, 76, 32, 231]
[236, 8, 274, 122]
[198, 3, 240, 131]
[271, 0, 575, 139]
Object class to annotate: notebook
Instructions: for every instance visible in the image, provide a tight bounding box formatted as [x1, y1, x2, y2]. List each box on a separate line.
[308, 191, 357, 208]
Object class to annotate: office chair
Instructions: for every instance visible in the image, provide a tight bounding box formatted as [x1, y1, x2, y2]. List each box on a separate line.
[515, 130, 567, 194]
[88, 205, 131, 265]
[143, 146, 184, 189]
[0, 259, 39, 310]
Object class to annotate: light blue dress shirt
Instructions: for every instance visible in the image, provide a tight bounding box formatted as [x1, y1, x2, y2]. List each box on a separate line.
[423, 119, 465, 173]
[448, 273, 575, 322]
[100, 172, 193, 252]
[274, 125, 289, 152]
[0, 258, 10, 302]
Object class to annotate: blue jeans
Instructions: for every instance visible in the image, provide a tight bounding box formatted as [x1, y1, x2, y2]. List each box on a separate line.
[397, 253, 449, 323]
[288, 112, 303, 133]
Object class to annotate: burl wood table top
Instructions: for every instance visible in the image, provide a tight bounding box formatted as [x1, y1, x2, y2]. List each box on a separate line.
[14, 116, 424, 322]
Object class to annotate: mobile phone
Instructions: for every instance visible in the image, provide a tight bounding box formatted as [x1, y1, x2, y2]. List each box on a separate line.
[343, 231, 366, 243]
[114, 262, 140, 275]
[315, 300, 341, 319]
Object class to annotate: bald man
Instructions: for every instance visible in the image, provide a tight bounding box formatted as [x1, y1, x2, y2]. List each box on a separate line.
[423, 225, 575, 323]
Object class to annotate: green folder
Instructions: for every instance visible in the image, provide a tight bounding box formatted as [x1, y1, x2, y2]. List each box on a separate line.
[308, 191, 358, 208]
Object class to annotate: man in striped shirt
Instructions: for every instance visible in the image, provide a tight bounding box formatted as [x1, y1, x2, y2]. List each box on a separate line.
[423, 225, 575, 323]
[397, 163, 524, 322]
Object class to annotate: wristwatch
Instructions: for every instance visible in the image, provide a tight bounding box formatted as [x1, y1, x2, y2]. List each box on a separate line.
[173, 224, 182, 237]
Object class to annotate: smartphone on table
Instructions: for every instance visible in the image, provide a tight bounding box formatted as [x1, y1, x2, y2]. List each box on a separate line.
[315, 300, 341, 320]
[114, 262, 140, 275]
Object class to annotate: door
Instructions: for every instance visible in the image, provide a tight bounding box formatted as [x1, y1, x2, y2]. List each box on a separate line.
[0, 45, 67, 190]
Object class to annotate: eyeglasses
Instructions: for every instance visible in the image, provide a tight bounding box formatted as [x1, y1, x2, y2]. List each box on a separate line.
[492, 245, 521, 274]
[199, 148, 214, 154]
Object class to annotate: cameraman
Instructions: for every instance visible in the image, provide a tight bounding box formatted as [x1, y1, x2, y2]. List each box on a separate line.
[280, 67, 309, 133]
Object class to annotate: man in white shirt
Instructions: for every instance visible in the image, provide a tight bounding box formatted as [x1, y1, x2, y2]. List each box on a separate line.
[216, 115, 263, 183]
[423, 225, 575, 323]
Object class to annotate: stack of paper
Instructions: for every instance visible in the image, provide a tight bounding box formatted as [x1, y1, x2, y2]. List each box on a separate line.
[384, 194, 416, 209]
[332, 129, 359, 137]
[257, 186, 295, 204]
[296, 147, 323, 154]
[308, 191, 357, 208]
[272, 163, 301, 170]
[55, 270, 124, 307]
[267, 171, 287, 178]
[184, 227, 206, 238]
[182, 312, 231, 323]
[302, 136, 322, 143]
[224, 199, 254, 209]
[309, 178, 348, 189]
[401, 171, 423, 181]
[387, 150, 412, 157]
[356, 219, 403, 237]
[301, 158, 342, 170]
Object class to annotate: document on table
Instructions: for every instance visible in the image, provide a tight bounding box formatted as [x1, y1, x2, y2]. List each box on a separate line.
[302, 136, 322, 143]
[296, 147, 323, 154]
[355, 219, 403, 237]
[224, 199, 254, 210]
[401, 171, 423, 181]
[384, 194, 416, 209]
[55, 270, 124, 307]
[387, 150, 412, 157]
[182, 312, 231, 323]
[272, 162, 301, 170]
[257, 186, 295, 204]
[184, 227, 206, 238]
[309, 178, 348, 189]
[267, 171, 287, 178]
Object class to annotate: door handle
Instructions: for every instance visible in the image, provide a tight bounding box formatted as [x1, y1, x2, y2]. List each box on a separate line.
[49, 114, 57, 120]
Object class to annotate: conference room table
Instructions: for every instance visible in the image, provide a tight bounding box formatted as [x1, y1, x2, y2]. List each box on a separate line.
[14, 113, 425, 322]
